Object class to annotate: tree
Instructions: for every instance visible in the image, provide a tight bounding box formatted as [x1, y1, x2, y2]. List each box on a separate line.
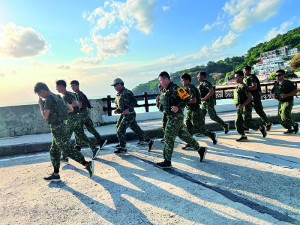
[290, 53, 300, 70]
[269, 72, 276, 80]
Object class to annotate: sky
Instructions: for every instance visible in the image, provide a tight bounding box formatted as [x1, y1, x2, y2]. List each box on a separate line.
[0, 0, 299, 106]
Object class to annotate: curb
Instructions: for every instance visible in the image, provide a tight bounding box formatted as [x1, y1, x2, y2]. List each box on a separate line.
[1, 114, 299, 157]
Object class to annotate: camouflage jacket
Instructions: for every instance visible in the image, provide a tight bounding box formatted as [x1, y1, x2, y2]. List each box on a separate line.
[271, 80, 296, 102]
[183, 84, 201, 110]
[243, 74, 261, 98]
[160, 82, 190, 115]
[63, 91, 79, 116]
[75, 90, 91, 111]
[115, 88, 137, 114]
[198, 80, 213, 102]
[234, 83, 250, 105]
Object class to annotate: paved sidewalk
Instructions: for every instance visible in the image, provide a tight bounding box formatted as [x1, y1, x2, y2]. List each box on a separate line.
[0, 104, 299, 157]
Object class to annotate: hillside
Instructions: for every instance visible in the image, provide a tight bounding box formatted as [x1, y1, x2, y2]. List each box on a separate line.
[132, 26, 300, 95]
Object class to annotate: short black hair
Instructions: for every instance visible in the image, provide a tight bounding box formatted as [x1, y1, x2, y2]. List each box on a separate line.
[180, 73, 191, 82]
[56, 80, 67, 87]
[244, 66, 251, 71]
[199, 71, 206, 77]
[276, 69, 285, 75]
[158, 71, 170, 80]
[235, 70, 244, 77]
[70, 80, 79, 85]
[34, 82, 49, 94]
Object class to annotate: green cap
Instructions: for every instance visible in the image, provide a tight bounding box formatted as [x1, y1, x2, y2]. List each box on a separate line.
[111, 78, 124, 86]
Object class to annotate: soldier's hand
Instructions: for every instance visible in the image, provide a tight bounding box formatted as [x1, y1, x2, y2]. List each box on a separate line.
[156, 95, 160, 101]
[114, 110, 118, 114]
[201, 98, 205, 102]
[271, 94, 276, 99]
[122, 109, 129, 115]
[280, 93, 286, 99]
[38, 97, 44, 105]
[171, 106, 179, 113]
[237, 104, 243, 110]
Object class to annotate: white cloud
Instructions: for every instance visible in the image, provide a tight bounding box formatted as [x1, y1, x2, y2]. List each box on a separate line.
[80, 37, 94, 54]
[229, 0, 282, 32]
[57, 65, 71, 70]
[212, 31, 239, 50]
[202, 21, 223, 31]
[162, 6, 170, 11]
[223, 0, 256, 16]
[264, 20, 294, 41]
[0, 23, 49, 58]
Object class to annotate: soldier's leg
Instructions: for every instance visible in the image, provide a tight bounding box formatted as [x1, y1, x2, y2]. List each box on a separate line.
[162, 112, 167, 132]
[163, 116, 182, 161]
[128, 114, 148, 141]
[201, 102, 208, 118]
[253, 98, 270, 125]
[82, 111, 102, 143]
[235, 109, 245, 135]
[49, 127, 62, 174]
[117, 115, 131, 148]
[178, 124, 200, 150]
[192, 109, 211, 137]
[185, 110, 194, 135]
[207, 100, 227, 128]
[74, 121, 96, 150]
[243, 105, 260, 131]
[63, 117, 77, 158]
[279, 101, 295, 129]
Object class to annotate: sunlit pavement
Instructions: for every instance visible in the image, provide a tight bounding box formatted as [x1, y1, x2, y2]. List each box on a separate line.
[0, 125, 300, 224]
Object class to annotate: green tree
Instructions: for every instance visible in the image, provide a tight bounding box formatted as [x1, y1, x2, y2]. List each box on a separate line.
[269, 72, 276, 80]
[290, 53, 300, 70]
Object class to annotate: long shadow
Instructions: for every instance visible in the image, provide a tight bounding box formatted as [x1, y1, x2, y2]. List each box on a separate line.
[62, 160, 246, 224]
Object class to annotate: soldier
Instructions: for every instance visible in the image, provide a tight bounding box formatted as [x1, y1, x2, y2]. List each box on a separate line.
[56, 80, 100, 161]
[157, 71, 207, 168]
[180, 73, 217, 149]
[156, 84, 166, 143]
[234, 71, 267, 141]
[197, 72, 229, 134]
[112, 78, 154, 153]
[243, 66, 273, 131]
[34, 82, 94, 181]
[271, 70, 298, 134]
[70, 80, 107, 150]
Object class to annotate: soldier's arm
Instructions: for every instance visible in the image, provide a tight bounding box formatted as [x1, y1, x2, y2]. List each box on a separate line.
[201, 87, 214, 101]
[248, 82, 257, 91]
[281, 89, 298, 99]
[187, 87, 197, 104]
[66, 103, 74, 113]
[240, 92, 252, 108]
[39, 97, 50, 120]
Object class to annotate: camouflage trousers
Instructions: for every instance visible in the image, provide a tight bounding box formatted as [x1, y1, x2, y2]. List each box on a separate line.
[201, 99, 226, 128]
[185, 108, 211, 137]
[235, 105, 260, 135]
[164, 113, 199, 162]
[116, 113, 148, 148]
[50, 123, 86, 173]
[64, 114, 96, 157]
[278, 101, 295, 129]
[252, 97, 270, 125]
[75, 110, 102, 146]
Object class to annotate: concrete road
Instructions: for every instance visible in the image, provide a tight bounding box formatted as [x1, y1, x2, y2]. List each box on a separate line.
[0, 125, 300, 225]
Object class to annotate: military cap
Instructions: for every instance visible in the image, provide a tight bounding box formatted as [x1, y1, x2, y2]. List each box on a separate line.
[111, 78, 124, 86]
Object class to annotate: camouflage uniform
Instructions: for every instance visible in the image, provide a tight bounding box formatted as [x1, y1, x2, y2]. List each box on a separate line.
[234, 83, 260, 135]
[271, 80, 297, 129]
[160, 82, 200, 161]
[198, 80, 227, 129]
[75, 91, 103, 145]
[184, 84, 211, 136]
[244, 74, 270, 125]
[115, 88, 148, 148]
[63, 91, 96, 157]
[44, 94, 87, 173]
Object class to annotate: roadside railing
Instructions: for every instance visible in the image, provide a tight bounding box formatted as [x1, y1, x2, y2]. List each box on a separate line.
[102, 81, 300, 116]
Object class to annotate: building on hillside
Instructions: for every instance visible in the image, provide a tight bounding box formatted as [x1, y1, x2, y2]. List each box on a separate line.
[260, 46, 299, 59]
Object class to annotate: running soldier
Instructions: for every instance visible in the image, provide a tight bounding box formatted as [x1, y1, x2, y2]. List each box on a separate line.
[112, 78, 154, 153]
[197, 72, 229, 134]
[56, 80, 100, 161]
[180, 73, 217, 149]
[34, 82, 94, 182]
[70, 80, 107, 150]
[271, 70, 298, 134]
[157, 71, 207, 168]
[243, 66, 273, 131]
[234, 71, 267, 141]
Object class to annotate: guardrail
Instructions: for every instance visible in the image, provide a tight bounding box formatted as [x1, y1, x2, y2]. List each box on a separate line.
[102, 81, 300, 116]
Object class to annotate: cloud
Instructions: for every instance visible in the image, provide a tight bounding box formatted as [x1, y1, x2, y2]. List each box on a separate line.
[229, 0, 282, 32]
[202, 21, 223, 31]
[0, 23, 49, 58]
[264, 20, 294, 41]
[162, 6, 170, 11]
[0, 70, 4, 77]
[211, 31, 239, 50]
[57, 65, 71, 70]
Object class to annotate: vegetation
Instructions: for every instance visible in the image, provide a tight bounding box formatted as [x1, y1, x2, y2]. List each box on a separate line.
[132, 27, 300, 94]
[290, 53, 300, 70]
